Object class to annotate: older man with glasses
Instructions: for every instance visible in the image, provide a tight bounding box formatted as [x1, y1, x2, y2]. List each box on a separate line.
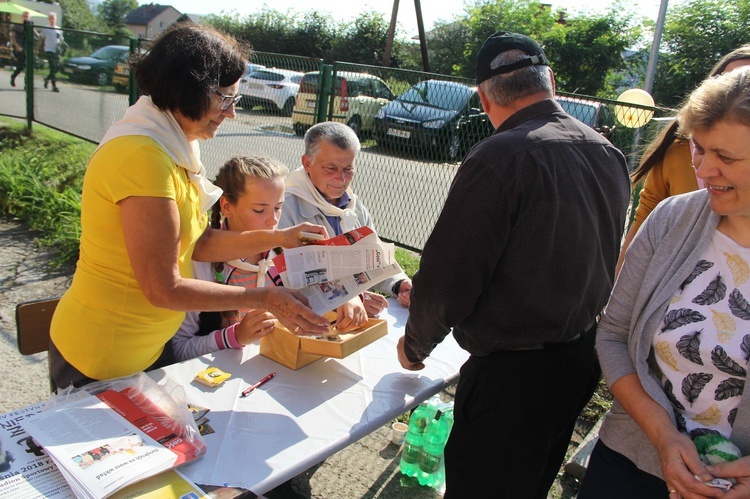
[278, 121, 413, 331]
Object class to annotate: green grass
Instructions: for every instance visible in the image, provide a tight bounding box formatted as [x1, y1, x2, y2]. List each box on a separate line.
[0, 117, 93, 264]
[395, 247, 420, 279]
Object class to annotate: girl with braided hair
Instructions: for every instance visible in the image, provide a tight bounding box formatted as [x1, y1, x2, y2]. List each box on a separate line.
[171, 156, 288, 361]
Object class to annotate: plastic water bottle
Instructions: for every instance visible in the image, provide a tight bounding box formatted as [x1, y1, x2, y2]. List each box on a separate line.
[425, 394, 441, 420]
[432, 408, 453, 492]
[399, 402, 430, 477]
[417, 409, 451, 486]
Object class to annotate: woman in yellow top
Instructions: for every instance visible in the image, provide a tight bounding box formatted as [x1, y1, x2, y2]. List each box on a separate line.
[616, 45, 750, 275]
[50, 23, 329, 389]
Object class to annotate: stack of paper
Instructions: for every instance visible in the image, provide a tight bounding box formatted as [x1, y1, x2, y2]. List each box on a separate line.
[21, 383, 205, 499]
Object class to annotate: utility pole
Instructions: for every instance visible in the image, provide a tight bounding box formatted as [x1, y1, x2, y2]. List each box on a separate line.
[381, 0, 430, 72]
[383, 0, 400, 67]
[414, 0, 430, 72]
[644, 0, 669, 94]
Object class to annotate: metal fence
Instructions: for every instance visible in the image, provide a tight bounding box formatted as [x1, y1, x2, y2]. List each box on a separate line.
[0, 26, 667, 252]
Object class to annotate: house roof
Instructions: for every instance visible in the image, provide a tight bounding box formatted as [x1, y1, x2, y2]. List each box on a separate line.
[125, 4, 180, 25]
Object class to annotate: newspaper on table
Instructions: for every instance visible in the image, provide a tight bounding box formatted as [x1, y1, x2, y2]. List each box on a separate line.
[0, 402, 75, 498]
[271, 226, 403, 314]
[0, 401, 208, 499]
[20, 373, 206, 499]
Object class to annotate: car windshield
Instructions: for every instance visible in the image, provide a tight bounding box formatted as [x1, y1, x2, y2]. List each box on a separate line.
[558, 98, 598, 127]
[250, 71, 285, 82]
[399, 82, 472, 111]
[90, 46, 125, 60]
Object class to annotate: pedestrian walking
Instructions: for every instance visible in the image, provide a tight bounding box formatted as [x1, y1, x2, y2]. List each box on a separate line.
[9, 11, 33, 88]
[38, 12, 63, 93]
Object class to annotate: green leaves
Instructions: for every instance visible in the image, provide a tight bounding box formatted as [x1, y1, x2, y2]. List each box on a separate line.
[0, 119, 92, 264]
[654, 0, 750, 107]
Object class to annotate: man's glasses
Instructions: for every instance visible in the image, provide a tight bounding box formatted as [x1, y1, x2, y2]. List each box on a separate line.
[212, 89, 242, 111]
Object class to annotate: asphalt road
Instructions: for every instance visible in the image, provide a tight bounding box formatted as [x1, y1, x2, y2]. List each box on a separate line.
[0, 68, 459, 250]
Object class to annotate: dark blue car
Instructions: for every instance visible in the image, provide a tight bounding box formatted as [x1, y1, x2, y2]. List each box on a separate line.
[372, 80, 493, 161]
[62, 45, 129, 86]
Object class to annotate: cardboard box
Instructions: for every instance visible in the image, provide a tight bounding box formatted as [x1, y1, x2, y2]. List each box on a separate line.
[260, 317, 388, 370]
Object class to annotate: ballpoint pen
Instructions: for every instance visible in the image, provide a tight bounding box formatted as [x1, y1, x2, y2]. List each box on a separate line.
[240, 372, 276, 398]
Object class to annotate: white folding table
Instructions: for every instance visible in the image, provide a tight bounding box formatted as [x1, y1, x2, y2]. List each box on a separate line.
[149, 299, 468, 496]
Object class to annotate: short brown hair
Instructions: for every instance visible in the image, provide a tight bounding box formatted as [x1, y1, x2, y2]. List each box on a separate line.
[134, 23, 248, 121]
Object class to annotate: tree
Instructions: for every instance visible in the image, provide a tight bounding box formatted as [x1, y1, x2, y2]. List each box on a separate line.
[58, 0, 102, 31]
[328, 11, 400, 66]
[455, 0, 637, 96]
[206, 9, 324, 58]
[423, 19, 473, 76]
[653, 0, 750, 107]
[291, 11, 338, 58]
[98, 0, 138, 36]
[542, 8, 637, 96]
[458, 0, 557, 78]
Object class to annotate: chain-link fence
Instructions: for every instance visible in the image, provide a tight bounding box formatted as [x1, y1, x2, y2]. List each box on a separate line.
[0, 23, 132, 141]
[0, 28, 667, 252]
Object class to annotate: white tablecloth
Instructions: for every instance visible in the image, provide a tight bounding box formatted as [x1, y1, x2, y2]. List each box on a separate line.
[148, 299, 468, 495]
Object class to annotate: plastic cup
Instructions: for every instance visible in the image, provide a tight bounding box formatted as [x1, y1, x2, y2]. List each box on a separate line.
[391, 421, 408, 445]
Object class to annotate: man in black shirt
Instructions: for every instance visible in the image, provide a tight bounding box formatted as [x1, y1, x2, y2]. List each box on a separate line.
[397, 31, 630, 498]
[9, 11, 32, 88]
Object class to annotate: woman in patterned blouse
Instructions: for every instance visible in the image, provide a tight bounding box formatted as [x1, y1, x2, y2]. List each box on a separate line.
[579, 67, 750, 498]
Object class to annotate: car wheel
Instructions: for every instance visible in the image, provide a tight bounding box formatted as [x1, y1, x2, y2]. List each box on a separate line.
[95, 70, 109, 86]
[446, 133, 461, 162]
[347, 116, 362, 138]
[293, 123, 306, 137]
[282, 97, 295, 117]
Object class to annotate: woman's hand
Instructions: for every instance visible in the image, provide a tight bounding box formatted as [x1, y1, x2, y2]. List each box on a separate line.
[607, 374, 722, 498]
[335, 297, 368, 332]
[707, 457, 750, 498]
[655, 428, 723, 498]
[235, 309, 276, 345]
[396, 280, 412, 308]
[276, 223, 329, 248]
[262, 288, 329, 335]
[362, 290, 388, 317]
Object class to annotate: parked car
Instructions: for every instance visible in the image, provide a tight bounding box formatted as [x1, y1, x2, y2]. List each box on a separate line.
[556, 95, 615, 139]
[239, 68, 303, 116]
[244, 62, 266, 75]
[372, 80, 493, 161]
[292, 71, 395, 137]
[62, 45, 129, 86]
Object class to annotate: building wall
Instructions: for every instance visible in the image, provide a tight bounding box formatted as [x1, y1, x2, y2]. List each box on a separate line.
[127, 7, 182, 39]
